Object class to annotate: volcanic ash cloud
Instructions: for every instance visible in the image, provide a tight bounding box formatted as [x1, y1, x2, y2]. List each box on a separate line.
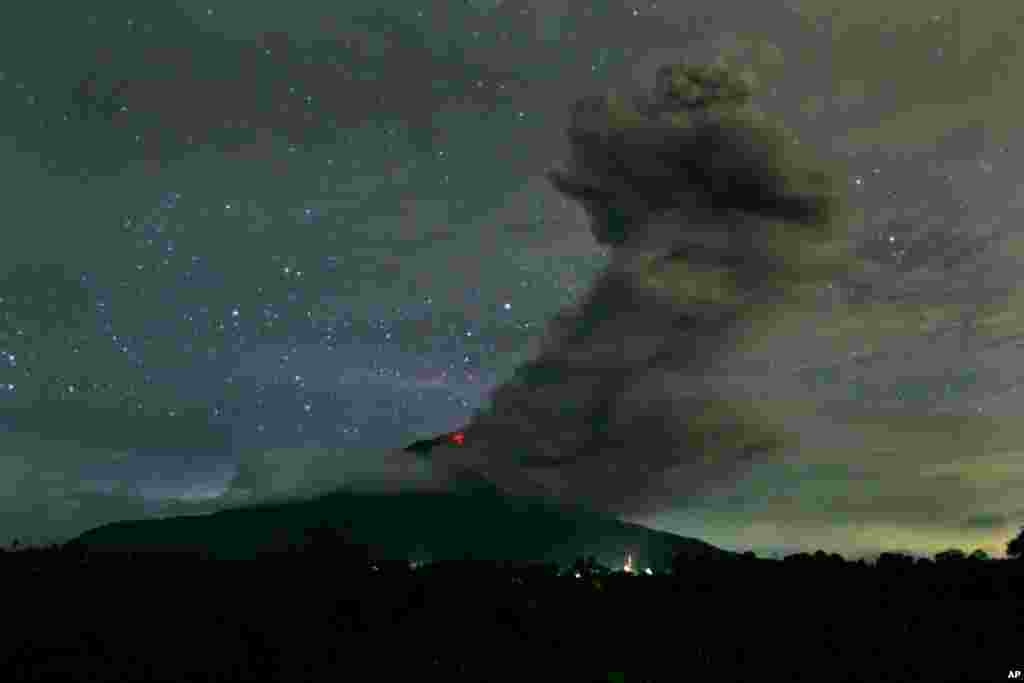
[428, 62, 857, 518]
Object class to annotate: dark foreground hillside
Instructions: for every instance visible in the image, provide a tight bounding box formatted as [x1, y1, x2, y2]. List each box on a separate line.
[3, 540, 1023, 683]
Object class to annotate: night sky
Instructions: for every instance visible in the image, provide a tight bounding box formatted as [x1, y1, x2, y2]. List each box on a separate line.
[3, 0, 1024, 560]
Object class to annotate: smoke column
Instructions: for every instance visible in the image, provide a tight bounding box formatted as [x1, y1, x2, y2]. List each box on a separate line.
[420, 62, 858, 518]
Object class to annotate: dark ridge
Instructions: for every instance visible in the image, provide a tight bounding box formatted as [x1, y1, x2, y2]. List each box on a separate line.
[71, 463, 733, 570]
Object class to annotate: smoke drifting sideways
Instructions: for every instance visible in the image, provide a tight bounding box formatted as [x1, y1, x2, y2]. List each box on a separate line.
[414, 62, 863, 519]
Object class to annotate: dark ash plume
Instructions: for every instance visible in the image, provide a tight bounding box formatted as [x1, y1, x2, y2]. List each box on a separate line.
[420, 62, 857, 519]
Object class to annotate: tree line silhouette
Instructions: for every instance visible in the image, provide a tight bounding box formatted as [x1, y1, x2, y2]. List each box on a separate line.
[2, 522, 1023, 682]
[8, 522, 1022, 568]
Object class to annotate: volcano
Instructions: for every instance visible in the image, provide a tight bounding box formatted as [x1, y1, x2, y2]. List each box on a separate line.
[70, 432, 736, 571]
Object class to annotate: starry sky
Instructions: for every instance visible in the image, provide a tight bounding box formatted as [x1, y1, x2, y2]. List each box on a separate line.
[3, 0, 1024, 560]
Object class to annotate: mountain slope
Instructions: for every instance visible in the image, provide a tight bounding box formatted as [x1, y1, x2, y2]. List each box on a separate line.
[71, 482, 733, 570]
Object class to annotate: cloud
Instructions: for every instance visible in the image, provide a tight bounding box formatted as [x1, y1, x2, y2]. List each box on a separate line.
[416, 62, 860, 518]
[0, 429, 151, 546]
[0, 397, 233, 453]
[785, 2, 1022, 151]
[962, 512, 1010, 532]
[220, 442, 450, 506]
[409, 58, 1024, 560]
[633, 449, 1024, 559]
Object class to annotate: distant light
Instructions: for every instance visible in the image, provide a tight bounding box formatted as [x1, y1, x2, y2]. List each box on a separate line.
[644, 567, 653, 576]
[450, 432, 465, 446]
[574, 572, 582, 579]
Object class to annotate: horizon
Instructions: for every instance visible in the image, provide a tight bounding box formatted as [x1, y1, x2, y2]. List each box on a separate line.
[7, 480, 1016, 563]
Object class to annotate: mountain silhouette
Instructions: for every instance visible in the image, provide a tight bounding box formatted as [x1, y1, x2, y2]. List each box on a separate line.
[403, 429, 465, 455]
[71, 434, 734, 570]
